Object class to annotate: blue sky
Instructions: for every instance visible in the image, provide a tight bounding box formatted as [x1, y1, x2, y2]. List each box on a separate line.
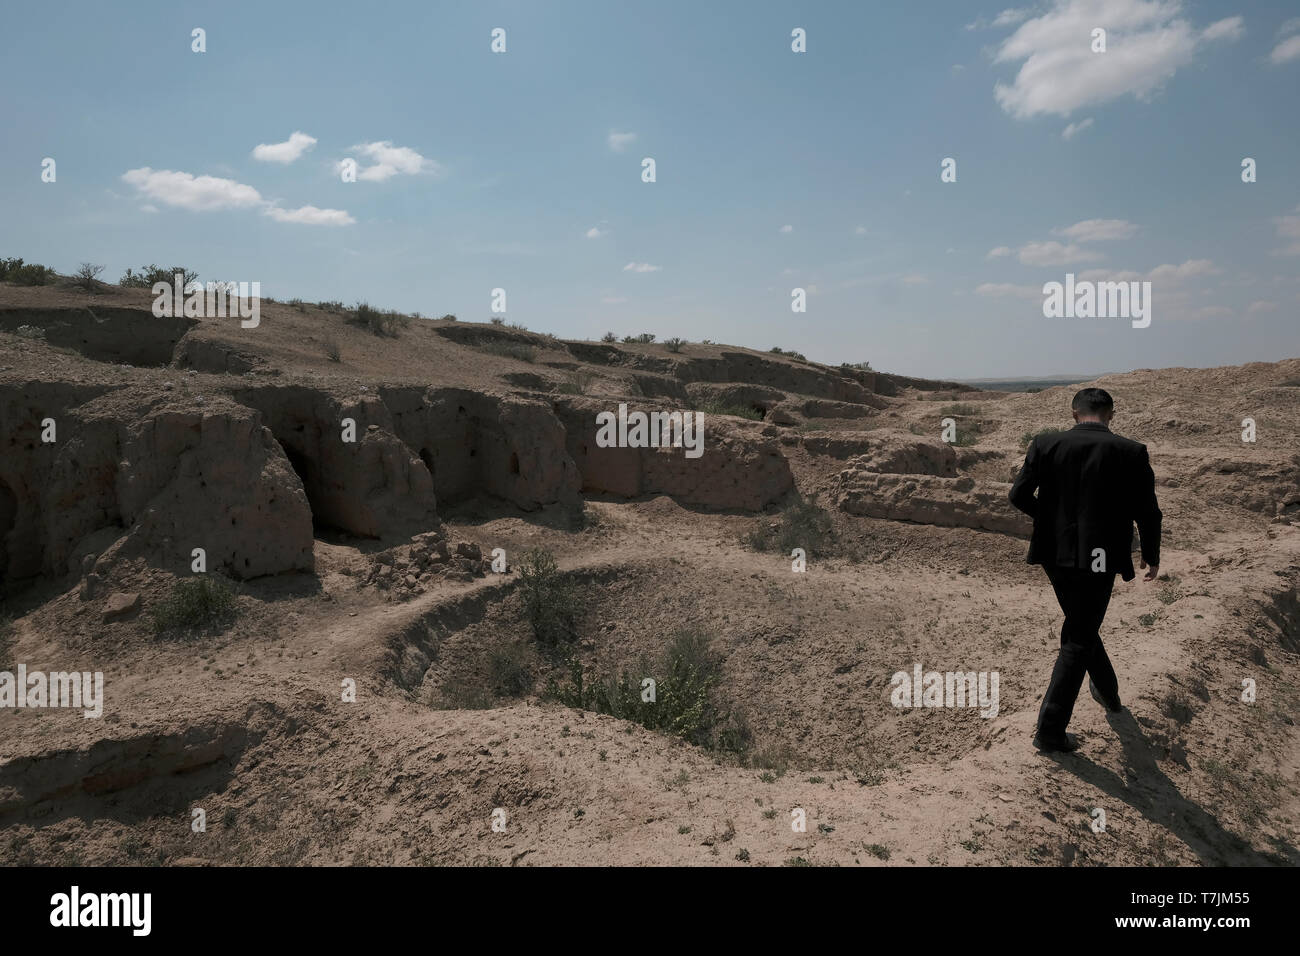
[1, 0, 1297, 379]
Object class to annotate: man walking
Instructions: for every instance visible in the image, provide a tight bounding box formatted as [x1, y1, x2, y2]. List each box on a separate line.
[1009, 388, 1163, 753]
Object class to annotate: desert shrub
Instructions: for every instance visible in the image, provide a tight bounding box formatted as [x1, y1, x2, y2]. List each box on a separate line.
[480, 341, 536, 363]
[1020, 426, 1065, 448]
[490, 316, 505, 325]
[517, 548, 579, 645]
[776, 494, 833, 556]
[322, 337, 341, 362]
[120, 264, 198, 289]
[317, 300, 345, 312]
[770, 346, 784, 354]
[601, 332, 617, 343]
[747, 494, 834, 557]
[286, 297, 306, 311]
[622, 333, 655, 344]
[0, 258, 58, 285]
[664, 337, 685, 353]
[842, 360, 873, 372]
[439, 313, 456, 322]
[346, 302, 408, 337]
[695, 399, 761, 421]
[151, 576, 236, 635]
[941, 403, 983, 416]
[557, 368, 595, 395]
[547, 629, 750, 753]
[73, 262, 104, 290]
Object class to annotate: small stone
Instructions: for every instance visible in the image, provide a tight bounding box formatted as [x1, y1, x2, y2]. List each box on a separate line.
[102, 592, 141, 622]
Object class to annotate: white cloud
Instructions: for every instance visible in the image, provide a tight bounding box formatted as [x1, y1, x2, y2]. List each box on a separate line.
[854, 225, 867, 235]
[1248, 300, 1278, 314]
[348, 141, 439, 182]
[121, 167, 263, 211]
[623, 262, 661, 273]
[585, 226, 606, 239]
[1274, 205, 1300, 255]
[1018, 240, 1102, 265]
[1147, 259, 1217, 281]
[1061, 117, 1094, 139]
[264, 204, 354, 226]
[122, 167, 352, 226]
[994, 8, 1032, 27]
[252, 131, 317, 164]
[901, 274, 928, 285]
[780, 224, 793, 233]
[1271, 34, 1300, 64]
[140, 204, 158, 214]
[987, 246, 1012, 258]
[1077, 259, 1215, 284]
[992, 0, 1244, 119]
[951, 63, 966, 73]
[1055, 218, 1138, 241]
[975, 282, 1040, 299]
[1202, 17, 1244, 42]
[608, 130, 637, 152]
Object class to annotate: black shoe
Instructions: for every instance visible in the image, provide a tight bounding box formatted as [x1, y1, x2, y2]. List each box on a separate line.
[1033, 732, 1080, 753]
[1089, 680, 1122, 713]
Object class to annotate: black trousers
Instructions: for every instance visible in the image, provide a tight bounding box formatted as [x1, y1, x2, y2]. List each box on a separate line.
[1036, 564, 1119, 736]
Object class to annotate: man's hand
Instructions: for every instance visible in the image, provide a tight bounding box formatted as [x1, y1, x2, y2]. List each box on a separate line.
[1140, 559, 1159, 582]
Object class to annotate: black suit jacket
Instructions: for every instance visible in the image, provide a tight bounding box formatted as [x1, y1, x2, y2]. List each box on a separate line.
[1009, 422, 1162, 581]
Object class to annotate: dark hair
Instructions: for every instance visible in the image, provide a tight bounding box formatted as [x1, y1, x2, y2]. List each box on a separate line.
[1071, 387, 1114, 415]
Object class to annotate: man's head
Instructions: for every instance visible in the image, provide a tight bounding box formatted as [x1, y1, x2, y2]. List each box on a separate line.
[1071, 387, 1114, 425]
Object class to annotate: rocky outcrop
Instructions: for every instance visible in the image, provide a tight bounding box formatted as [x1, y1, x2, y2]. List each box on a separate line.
[234, 386, 438, 539]
[554, 397, 793, 509]
[836, 465, 1031, 536]
[380, 386, 581, 511]
[803, 431, 958, 476]
[0, 383, 314, 584]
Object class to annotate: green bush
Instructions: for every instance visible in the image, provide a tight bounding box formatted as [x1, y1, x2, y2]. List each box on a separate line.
[747, 494, 834, 557]
[346, 302, 408, 337]
[601, 332, 617, 343]
[517, 548, 578, 645]
[547, 629, 750, 753]
[664, 337, 685, 353]
[119, 264, 198, 289]
[622, 333, 655, 344]
[695, 399, 761, 421]
[151, 576, 237, 635]
[0, 258, 58, 285]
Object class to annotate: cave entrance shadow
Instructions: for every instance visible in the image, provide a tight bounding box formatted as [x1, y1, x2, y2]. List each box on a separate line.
[1047, 709, 1296, 865]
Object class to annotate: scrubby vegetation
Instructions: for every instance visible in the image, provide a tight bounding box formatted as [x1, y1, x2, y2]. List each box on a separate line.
[480, 341, 536, 363]
[150, 576, 237, 636]
[695, 399, 762, 421]
[664, 337, 685, 353]
[601, 332, 617, 343]
[72, 262, 105, 291]
[557, 369, 595, 395]
[547, 629, 751, 754]
[747, 493, 835, 557]
[346, 302, 409, 337]
[119, 264, 198, 289]
[322, 336, 341, 362]
[0, 257, 59, 285]
[517, 548, 579, 645]
[623, 333, 655, 344]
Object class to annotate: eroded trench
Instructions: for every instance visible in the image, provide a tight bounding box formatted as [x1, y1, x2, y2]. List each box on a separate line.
[378, 558, 1006, 776]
